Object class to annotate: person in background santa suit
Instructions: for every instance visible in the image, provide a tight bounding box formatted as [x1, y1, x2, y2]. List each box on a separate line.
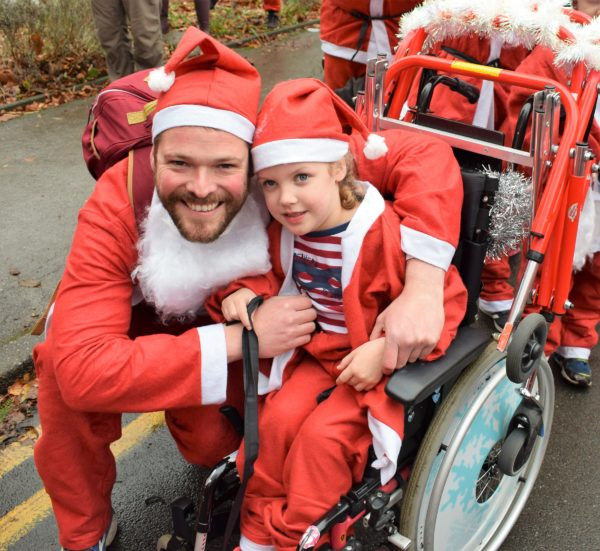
[494, 26, 600, 387]
[320, 0, 422, 90]
[206, 78, 466, 550]
[32, 28, 319, 551]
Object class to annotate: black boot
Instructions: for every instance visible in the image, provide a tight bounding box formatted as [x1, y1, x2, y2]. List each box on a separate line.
[266, 9, 279, 28]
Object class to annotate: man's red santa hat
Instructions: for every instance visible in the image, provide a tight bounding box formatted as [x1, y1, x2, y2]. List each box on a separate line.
[147, 26, 261, 143]
[251, 78, 388, 172]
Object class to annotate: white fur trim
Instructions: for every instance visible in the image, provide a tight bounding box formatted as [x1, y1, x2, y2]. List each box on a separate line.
[197, 324, 228, 404]
[368, 411, 402, 485]
[132, 187, 271, 322]
[478, 297, 514, 314]
[152, 104, 256, 143]
[573, 186, 595, 271]
[147, 66, 176, 93]
[239, 535, 275, 551]
[251, 139, 349, 173]
[400, 224, 455, 270]
[556, 345, 592, 359]
[363, 133, 388, 159]
[399, 0, 577, 63]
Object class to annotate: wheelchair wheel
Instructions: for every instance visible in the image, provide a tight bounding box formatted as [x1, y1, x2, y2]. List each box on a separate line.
[400, 344, 554, 550]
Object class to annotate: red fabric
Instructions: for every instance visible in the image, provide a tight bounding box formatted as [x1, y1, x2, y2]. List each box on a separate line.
[480, 256, 515, 303]
[220, 204, 467, 548]
[546, 252, 600, 354]
[32, 158, 244, 548]
[323, 53, 367, 89]
[349, 129, 462, 249]
[405, 37, 529, 130]
[263, 0, 280, 11]
[320, 0, 420, 87]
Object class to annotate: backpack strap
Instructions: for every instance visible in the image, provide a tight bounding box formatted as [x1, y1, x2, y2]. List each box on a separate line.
[128, 145, 155, 229]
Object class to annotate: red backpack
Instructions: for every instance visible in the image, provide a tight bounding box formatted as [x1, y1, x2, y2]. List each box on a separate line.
[81, 68, 158, 222]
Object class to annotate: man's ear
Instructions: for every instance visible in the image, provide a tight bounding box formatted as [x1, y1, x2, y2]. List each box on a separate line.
[333, 158, 347, 182]
[150, 146, 156, 172]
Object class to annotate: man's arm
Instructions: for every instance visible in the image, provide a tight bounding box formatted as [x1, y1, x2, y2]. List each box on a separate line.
[370, 258, 445, 372]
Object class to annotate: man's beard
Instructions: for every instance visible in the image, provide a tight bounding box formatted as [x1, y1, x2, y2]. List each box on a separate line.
[158, 185, 247, 243]
[132, 188, 271, 324]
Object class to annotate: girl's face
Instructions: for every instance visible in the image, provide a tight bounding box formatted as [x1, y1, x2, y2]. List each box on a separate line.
[257, 161, 351, 235]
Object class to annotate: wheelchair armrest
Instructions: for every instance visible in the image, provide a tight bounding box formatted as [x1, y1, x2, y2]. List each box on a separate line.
[385, 326, 491, 406]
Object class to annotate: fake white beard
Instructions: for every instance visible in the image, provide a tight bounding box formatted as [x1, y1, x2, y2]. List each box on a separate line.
[573, 185, 597, 272]
[132, 187, 271, 322]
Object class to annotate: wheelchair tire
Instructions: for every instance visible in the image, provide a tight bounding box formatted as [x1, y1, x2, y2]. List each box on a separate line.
[399, 344, 554, 550]
[506, 313, 547, 383]
[497, 427, 528, 476]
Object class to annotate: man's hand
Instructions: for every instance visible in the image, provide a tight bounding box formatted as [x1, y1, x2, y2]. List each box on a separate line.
[370, 259, 445, 373]
[252, 295, 317, 358]
[221, 288, 257, 329]
[336, 338, 386, 391]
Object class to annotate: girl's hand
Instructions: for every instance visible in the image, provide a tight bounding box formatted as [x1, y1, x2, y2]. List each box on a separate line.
[221, 288, 258, 329]
[336, 338, 386, 392]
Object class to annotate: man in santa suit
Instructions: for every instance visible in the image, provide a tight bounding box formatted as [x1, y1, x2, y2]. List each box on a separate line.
[32, 28, 319, 551]
[320, 0, 422, 90]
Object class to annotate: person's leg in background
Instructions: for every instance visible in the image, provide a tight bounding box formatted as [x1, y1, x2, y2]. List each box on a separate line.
[264, 0, 280, 28]
[548, 252, 600, 387]
[322, 53, 366, 90]
[194, 0, 211, 32]
[91, 0, 134, 81]
[123, 0, 163, 73]
[160, 0, 170, 34]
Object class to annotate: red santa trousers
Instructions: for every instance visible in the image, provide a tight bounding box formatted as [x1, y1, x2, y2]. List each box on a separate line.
[545, 252, 600, 358]
[237, 334, 404, 550]
[479, 255, 516, 311]
[263, 0, 280, 11]
[34, 361, 244, 550]
[323, 54, 368, 90]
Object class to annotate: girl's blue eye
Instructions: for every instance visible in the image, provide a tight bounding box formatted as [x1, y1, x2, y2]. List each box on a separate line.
[296, 173, 309, 182]
[262, 180, 276, 188]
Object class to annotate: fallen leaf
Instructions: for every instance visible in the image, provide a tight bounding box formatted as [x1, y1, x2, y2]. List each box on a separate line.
[23, 156, 36, 163]
[7, 381, 23, 396]
[19, 279, 41, 288]
[6, 411, 25, 425]
[9, 267, 20, 276]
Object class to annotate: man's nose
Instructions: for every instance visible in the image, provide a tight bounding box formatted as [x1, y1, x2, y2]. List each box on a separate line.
[186, 167, 217, 197]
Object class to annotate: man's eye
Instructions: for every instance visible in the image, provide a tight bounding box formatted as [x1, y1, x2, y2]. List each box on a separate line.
[218, 163, 235, 170]
[169, 159, 187, 167]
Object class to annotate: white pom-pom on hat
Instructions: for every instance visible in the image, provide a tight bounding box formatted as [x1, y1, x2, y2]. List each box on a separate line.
[148, 66, 176, 93]
[363, 133, 388, 159]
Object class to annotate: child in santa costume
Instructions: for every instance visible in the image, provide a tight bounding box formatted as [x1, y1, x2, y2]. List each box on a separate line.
[207, 78, 468, 550]
[320, 0, 421, 89]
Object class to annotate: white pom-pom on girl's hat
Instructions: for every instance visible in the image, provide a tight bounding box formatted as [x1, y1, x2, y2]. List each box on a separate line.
[147, 27, 261, 144]
[251, 78, 387, 173]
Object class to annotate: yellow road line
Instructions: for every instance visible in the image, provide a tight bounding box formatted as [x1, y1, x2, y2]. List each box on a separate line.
[0, 411, 165, 551]
[0, 426, 42, 478]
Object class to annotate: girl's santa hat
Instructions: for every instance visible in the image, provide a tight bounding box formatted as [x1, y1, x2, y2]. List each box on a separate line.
[148, 26, 261, 143]
[251, 78, 388, 172]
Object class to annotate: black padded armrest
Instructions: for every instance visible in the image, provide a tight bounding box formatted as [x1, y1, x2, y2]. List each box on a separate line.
[385, 326, 491, 406]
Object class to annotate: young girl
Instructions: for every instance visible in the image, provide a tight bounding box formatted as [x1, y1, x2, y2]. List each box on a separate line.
[210, 78, 468, 550]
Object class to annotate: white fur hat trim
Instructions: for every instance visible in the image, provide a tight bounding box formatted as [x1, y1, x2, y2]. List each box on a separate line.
[147, 66, 176, 93]
[363, 133, 388, 159]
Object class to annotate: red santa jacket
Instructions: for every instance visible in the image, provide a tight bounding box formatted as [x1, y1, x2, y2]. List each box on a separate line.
[320, 0, 421, 65]
[207, 183, 467, 482]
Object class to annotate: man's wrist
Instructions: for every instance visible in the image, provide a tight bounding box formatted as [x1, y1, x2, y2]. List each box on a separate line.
[224, 322, 243, 363]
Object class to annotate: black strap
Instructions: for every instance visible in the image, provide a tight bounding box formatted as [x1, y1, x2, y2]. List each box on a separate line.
[348, 10, 404, 62]
[222, 295, 264, 550]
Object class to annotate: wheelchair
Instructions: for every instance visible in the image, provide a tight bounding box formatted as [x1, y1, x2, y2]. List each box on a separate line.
[157, 1, 600, 549]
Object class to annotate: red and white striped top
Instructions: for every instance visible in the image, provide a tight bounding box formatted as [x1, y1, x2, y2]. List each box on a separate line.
[292, 222, 349, 334]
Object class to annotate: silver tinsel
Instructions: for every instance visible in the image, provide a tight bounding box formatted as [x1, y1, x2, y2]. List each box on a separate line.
[485, 167, 532, 260]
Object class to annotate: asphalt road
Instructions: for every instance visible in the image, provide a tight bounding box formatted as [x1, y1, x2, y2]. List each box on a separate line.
[1, 26, 600, 551]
